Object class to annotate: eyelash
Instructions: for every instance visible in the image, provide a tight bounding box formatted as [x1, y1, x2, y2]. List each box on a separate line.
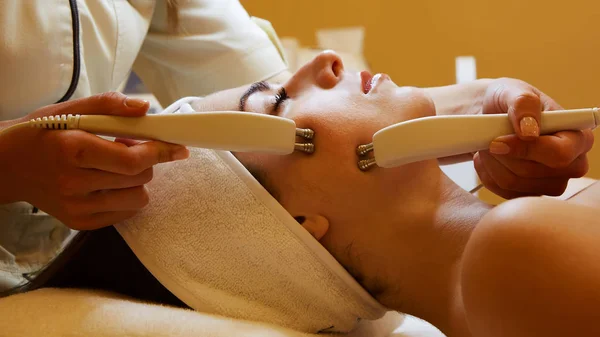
[273, 87, 288, 112]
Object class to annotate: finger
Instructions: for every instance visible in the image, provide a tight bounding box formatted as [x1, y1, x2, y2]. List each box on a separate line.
[489, 153, 589, 179]
[474, 152, 527, 200]
[63, 167, 154, 195]
[493, 82, 543, 139]
[29, 92, 150, 119]
[66, 132, 189, 175]
[581, 129, 595, 152]
[78, 186, 150, 215]
[70, 210, 140, 230]
[490, 130, 592, 168]
[478, 151, 568, 196]
[539, 92, 563, 111]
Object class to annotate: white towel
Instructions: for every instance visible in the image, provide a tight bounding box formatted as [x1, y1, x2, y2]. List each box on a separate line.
[116, 98, 403, 335]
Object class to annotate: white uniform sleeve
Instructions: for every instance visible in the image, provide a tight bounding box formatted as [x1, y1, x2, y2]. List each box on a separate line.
[132, 0, 288, 107]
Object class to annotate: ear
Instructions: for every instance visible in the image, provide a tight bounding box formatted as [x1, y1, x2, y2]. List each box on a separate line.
[294, 215, 330, 241]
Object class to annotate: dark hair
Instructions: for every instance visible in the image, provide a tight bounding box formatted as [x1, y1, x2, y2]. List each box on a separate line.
[229, 154, 281, 201]
[16, 227, 187, 307]
[245, 166, 281, 201]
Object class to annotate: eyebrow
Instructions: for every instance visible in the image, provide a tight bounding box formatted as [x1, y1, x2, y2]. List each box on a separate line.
[238, 81, 270, 111]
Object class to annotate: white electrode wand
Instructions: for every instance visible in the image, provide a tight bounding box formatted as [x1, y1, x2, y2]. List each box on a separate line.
[0, 112, 315, 155]
[356, 108, 600, 171]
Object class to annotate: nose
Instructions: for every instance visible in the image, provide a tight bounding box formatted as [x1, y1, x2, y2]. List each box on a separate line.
[311, 50, 344, 89]
[283, 51, 344, 94]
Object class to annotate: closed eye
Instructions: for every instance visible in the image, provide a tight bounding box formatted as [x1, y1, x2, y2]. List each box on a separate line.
[272, 87, 289, 114]
[239, 81, 270, 111]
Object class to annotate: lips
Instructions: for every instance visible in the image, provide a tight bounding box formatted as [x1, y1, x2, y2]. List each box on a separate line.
[361, 71, 390, 94]
[361, 71, 374, 94]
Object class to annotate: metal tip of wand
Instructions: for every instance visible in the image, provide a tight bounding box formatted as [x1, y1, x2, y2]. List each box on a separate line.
[356, 143, 374, 156]
[358, 158, 377, 171]
[294, 142, 315, 154]
[295, 128, 315, 140]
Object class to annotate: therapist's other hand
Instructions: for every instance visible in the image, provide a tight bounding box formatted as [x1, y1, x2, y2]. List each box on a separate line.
[0, 92, 189, 230]
[474, 78, 594, 199]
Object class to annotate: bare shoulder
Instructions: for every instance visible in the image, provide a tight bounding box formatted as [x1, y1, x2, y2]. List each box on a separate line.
[460, 197, 600, 337]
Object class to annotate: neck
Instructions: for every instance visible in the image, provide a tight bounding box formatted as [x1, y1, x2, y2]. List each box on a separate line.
[381, 174, 492, 337]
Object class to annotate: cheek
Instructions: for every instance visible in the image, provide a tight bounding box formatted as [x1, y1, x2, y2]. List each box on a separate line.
[233, 152, 319, 207]
[290, 107, 382, 156]
[238, 89, 439, 215]
[236, 144, 363, 214]
[281, 101, 401, 205]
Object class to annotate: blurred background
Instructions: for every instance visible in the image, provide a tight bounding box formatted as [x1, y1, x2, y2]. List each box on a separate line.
[241, 0, 600, 203]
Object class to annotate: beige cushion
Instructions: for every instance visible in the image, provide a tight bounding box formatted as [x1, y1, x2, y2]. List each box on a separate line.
[0, 288, 311, 337]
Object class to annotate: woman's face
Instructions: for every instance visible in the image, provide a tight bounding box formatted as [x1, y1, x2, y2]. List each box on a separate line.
[191, 51, 443, 296]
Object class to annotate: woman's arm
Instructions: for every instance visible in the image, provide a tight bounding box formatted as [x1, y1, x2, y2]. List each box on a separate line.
[424, 79, 493, 117]
[0, 93, 187, 229]
[428, 78, 593, 200]
[427, 79, 494, 164]
[425, 80, 490, 164]
[461, 197, 600, 337]
[133, 0, 288, 107]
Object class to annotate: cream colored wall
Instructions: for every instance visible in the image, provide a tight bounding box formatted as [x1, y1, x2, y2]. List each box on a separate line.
[242, 0, 600, 203]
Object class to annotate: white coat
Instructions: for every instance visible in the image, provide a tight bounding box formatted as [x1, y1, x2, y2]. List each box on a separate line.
[0, 0, 287, 293]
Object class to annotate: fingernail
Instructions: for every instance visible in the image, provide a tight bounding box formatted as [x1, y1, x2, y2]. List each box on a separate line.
[520, 117, 539, 137]
[489, 141, 510, 155]
[172, 147, 189, 161]
[124, 97, 149, 108]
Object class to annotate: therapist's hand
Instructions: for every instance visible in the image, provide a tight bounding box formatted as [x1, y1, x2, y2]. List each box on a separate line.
[474, 78, 594, 199]
[0, 92, 189, 230]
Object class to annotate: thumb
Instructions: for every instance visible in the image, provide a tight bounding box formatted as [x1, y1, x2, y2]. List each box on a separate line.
[484, 79, 542, 141]
[29, 92, 150, 119]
